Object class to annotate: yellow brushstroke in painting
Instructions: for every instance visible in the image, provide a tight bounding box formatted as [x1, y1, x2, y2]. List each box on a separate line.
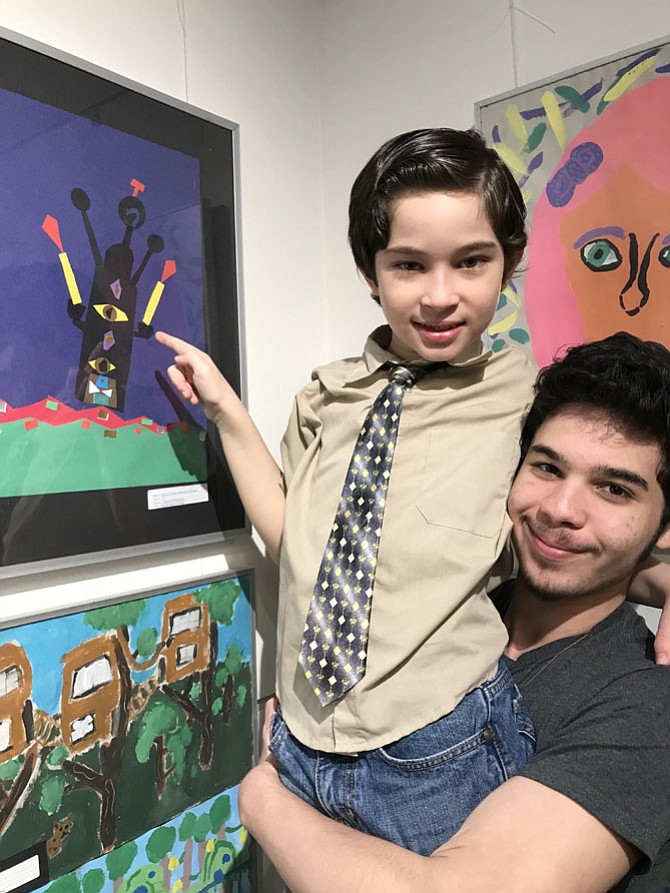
[604, 55, 657, 102]
[493, 102, 529, 178]
[489, 102, 528, 340]
[488, 284, 521, 338]
[492, 141, 527, 177]
[541, 90, 567, 150]
[505, 102, 528, 144]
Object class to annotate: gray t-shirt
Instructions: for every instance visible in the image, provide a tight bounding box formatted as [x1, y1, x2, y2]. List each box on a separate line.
[497, 590, 670, 891]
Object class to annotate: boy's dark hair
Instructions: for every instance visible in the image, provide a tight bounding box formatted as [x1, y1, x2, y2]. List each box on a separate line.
[520, 332, 670, 524]
[348, 128, 527, 290]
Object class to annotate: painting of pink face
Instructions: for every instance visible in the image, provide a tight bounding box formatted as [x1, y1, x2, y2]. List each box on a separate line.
[560, 165, 670, 344]
[525, 78, 670, 367]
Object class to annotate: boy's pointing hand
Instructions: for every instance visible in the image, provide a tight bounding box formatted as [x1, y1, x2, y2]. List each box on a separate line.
[155, 330, 239, 424]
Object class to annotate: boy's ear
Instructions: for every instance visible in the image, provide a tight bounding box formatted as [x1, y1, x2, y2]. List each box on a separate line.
[655, 525, 670, 551]
[360, 270, 380, 300]
[502, 249, 524, 290]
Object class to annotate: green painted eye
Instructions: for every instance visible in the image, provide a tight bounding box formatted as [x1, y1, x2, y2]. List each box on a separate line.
[579, 239, 622, 272]
[659, 245, 670, 269]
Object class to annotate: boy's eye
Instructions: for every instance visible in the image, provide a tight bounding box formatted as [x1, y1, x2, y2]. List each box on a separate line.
[459, 256, 486, 269]
[395, 261, 422, 272]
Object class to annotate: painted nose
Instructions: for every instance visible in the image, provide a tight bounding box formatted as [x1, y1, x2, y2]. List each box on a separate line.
[619, 233, 658, 316]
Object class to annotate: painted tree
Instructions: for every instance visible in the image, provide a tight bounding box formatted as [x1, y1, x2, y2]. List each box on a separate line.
[145, 825, 177, 892]
[178, 811, 197, 891]
[202, 794, 244, 893]
[82, 868, 105, 893]
[0, 741, 40, 835]
[46, 873, 82, 893]
[50, 602, 147, 852]
[209, 795, 231, 841]
[213, 647, 247, 726]
[0, 641, 40, 837]
[134, 700, 192, 798]
[193, 812, 211, 875]
[163, 581, 242, 769]
[105, 840, 138, 893]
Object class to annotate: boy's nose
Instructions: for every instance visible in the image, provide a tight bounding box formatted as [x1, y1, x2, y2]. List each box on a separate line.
[420, 271, 459, 311]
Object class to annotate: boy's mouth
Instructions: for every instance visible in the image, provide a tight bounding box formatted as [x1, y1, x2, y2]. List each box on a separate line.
[414, 321, 461, 331]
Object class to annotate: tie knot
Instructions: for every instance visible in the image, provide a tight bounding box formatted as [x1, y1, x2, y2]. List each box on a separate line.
[388, 364, 436, 388]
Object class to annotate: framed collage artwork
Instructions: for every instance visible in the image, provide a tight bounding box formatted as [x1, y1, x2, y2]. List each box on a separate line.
[0, 29, 245, 572]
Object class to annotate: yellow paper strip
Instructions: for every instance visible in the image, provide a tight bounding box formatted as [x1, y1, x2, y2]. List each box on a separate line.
[142, 281, 165, 326]
[59, 252, 82, 305]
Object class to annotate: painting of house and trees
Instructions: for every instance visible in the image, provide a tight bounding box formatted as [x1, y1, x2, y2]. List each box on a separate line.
[0, 574, 253, 886]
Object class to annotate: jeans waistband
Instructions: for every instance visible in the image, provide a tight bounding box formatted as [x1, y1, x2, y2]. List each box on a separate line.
[479, 659, 513, 703]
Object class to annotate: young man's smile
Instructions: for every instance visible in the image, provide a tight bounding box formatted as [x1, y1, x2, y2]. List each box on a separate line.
[508, 407, 670, 605]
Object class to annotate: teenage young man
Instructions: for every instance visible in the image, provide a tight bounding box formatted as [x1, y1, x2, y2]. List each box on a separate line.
[239, 332, 670, 893]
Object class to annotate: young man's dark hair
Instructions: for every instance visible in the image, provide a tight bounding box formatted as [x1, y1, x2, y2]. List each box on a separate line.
[348, 127, 527, 294]
[520, 331, 670, 523]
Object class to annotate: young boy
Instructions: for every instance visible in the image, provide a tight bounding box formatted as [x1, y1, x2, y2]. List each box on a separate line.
[157, 129, 548, 853]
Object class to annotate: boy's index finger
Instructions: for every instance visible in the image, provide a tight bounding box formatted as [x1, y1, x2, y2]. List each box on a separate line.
[155, 330, 193, 354]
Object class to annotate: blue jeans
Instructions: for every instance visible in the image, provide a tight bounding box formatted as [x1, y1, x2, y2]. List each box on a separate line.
[269, 661, 535, 855]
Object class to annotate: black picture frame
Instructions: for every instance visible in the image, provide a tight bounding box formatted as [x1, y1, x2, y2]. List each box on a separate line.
[0, 29, 245, 573]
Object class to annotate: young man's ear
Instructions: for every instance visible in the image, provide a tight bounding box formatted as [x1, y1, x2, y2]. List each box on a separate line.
[655, 525, 670, 551]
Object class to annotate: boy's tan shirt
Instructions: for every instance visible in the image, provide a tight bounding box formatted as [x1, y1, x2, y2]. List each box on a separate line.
[277, 326, 536, 753]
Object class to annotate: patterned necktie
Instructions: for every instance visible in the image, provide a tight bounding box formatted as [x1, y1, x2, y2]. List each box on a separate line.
[299, 363, 433, 706]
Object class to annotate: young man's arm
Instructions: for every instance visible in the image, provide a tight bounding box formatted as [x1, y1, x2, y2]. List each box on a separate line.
[155, 331, 285, 562]
[240, 760, 636, 893]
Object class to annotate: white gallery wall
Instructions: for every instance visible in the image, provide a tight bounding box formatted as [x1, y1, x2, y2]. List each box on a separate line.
[0, 0, 668, 820]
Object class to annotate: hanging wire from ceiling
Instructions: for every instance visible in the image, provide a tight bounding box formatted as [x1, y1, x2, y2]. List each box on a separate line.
[501, 1, 556, 87]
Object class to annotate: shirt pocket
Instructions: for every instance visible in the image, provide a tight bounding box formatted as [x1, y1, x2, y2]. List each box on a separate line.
[416, 423, 519, 537]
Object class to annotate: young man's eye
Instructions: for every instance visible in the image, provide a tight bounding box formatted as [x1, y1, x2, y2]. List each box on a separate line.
[532, 462, 561, 477]
[601, 483, 631, 500]
[395, 261, 422, 272]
